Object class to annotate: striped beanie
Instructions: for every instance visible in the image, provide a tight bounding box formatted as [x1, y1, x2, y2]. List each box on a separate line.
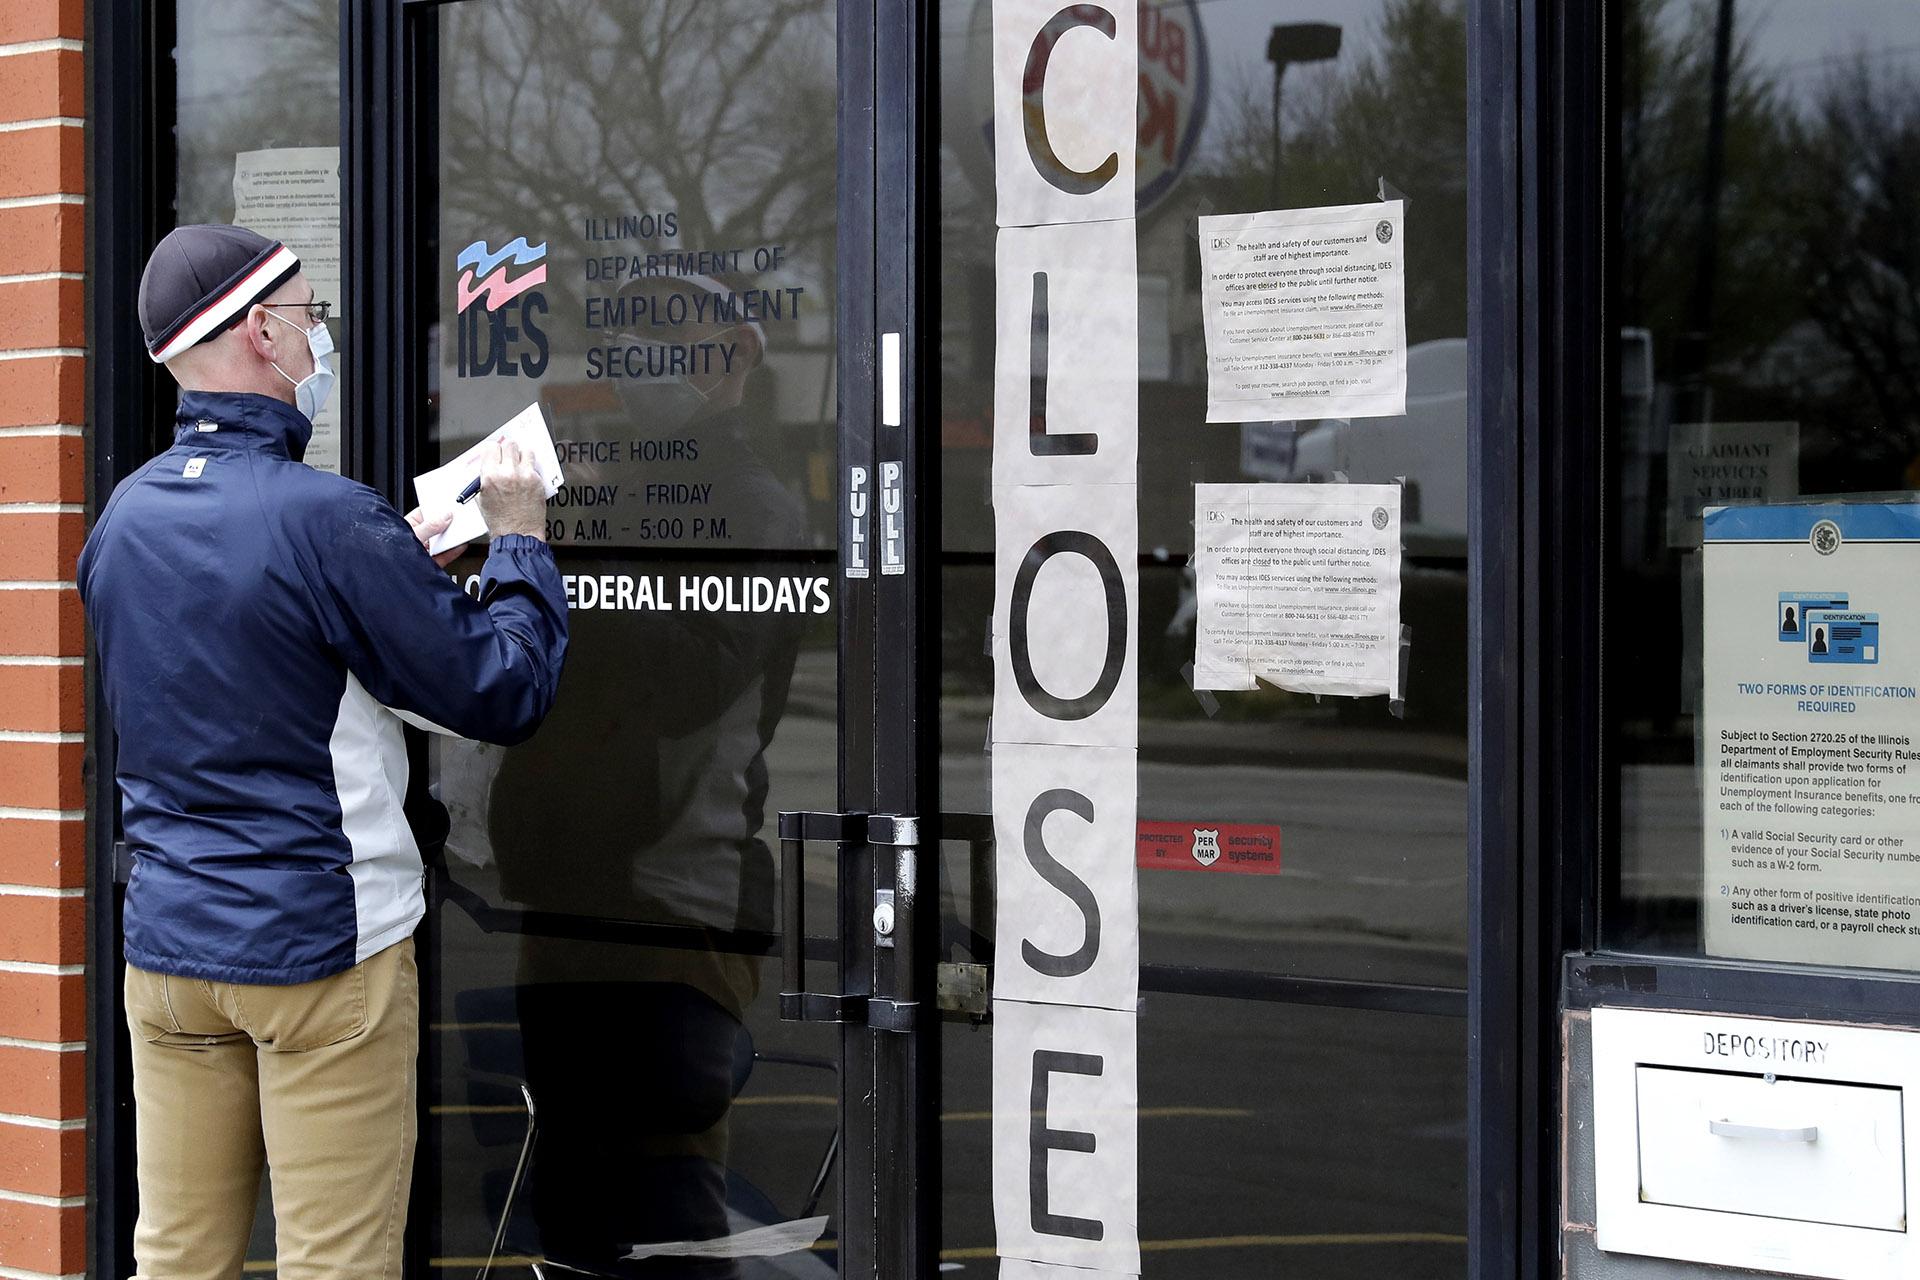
[139, 225, 302, 364]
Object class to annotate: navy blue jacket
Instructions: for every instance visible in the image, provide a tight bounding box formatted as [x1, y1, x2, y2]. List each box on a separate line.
[78, 391, 569, 984]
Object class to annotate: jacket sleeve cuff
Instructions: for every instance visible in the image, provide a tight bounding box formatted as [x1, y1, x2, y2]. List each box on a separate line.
[488, 533, 553, 557]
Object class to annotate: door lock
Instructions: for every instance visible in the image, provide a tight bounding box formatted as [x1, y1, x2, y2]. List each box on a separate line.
[873, 889, 896, 945]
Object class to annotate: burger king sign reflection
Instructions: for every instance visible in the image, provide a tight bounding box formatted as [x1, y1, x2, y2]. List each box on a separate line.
[948, 0, 1210, 218]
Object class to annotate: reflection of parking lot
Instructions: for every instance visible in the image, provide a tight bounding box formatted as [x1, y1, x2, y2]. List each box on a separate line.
[387, 684, 1467, 1276]
[417, 926, 1464, 1280]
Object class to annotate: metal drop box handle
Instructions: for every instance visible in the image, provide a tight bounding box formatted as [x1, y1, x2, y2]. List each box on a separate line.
[1709, 1119, 1819, 1143]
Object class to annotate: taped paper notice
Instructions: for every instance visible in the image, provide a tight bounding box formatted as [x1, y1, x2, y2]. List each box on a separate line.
[621, 1215, 828, 1261]
[233, 148, 344, 473]
[993, 0, 1138, 228]
[1702, 503, 1920, 969]
[1193, 483, 1402, 698]
[994, 742, 1139, 1012]
[992, 999, 1140, 1274]
[411, 403, 564, 555]
[1666, 421, 1799, 547]
[1197, 201, 1407, 423]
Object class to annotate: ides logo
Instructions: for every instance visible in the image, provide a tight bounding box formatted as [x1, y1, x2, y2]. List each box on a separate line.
[455, 236, 550, 378]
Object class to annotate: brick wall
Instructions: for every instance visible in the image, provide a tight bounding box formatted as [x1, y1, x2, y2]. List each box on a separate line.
[0, 1, 89, 1277]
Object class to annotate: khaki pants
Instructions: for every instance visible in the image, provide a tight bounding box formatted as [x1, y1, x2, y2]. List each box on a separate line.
[123, 938, 419, 1280]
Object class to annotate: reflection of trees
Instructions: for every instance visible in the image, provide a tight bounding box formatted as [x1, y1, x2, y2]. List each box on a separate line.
[1619, 0, 1920, 482]
[440, 0, 838, 326]
[1618, 0, 1797, 399]
[1205, 0, 1467, 344]
[1781, 63, 1920, 475]
[174, 0, 338, 223]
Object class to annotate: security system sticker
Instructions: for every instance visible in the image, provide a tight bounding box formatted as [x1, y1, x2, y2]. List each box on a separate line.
[1804, 610, 1880, 665]
[1135, 820, 1281, 874]
[1777, 590, 1847, 643]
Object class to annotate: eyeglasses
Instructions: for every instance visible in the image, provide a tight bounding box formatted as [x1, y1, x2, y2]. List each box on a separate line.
[264, 299, 333, 327]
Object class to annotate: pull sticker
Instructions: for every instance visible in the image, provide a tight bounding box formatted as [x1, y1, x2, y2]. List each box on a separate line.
[879, 460, 905, 575]
[845, 465, 870, 579]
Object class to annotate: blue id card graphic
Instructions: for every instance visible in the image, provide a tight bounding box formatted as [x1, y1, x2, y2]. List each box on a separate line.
[1778, 591, 1847, 643]
[1805, 610, 1880, 665]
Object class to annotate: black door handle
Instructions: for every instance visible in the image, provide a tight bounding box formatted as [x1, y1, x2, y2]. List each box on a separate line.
[778, 810, 868, 1024]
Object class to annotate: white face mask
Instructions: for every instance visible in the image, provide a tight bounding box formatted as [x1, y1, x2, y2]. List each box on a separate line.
[265, 309, 336, 423]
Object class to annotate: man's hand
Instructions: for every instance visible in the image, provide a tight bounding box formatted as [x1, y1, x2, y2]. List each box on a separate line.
[478, 439, 549, 540]
[404, 508, 470, 569]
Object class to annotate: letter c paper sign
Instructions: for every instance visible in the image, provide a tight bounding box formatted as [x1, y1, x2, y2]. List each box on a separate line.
[994, 0, 1137, 227]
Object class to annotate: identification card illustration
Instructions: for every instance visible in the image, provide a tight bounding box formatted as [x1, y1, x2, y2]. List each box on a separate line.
[1805, 610, 1880, 665]
[1777, 591, 1847, 643]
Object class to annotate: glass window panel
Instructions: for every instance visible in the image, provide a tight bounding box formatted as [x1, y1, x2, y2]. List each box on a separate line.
[1607, 0, 1920, 968]
[936, 0, 1470, 1271]
[174, 1, 347, 473]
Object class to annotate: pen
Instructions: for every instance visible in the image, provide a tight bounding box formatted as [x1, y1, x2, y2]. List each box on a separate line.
[455, 476, 482, 505]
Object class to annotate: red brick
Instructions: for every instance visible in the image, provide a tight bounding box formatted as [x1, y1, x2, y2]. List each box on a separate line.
[0, 0, 84, 43]
[0, 202, 83, 276]
[0, 664, 81, 732]
[0, 1119, 82, 1199]
[0, 742, 82, 810]
[0, 893, 81, 965]
[0, 50, 82, 124]
[0, 816, 83, 888]
[0, 127, 82, 200]
[0, 436, 83, 504]
[0, 586, 80, 656]
[0, 356, 83, 426]
[0, 512, 83, 582]
[0, 969, 83, 1043]
[0, 278, 82, 349]
[0, 1043, 83, 1120]
[0, 1198, 83, 1274]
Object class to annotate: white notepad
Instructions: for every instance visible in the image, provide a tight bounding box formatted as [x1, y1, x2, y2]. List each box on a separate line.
[411, 403, 564, 555]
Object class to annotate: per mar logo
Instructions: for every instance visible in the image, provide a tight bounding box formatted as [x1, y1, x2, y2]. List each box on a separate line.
[456, 236, 550, 378]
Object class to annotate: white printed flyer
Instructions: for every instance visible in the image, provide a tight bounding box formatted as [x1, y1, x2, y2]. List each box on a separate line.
[1702, 502, 1920, 968]
[1197, 201, 1407, 423]
[1192, 482, 1402, 698]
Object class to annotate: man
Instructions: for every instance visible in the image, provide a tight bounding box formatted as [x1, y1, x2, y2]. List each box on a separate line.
[77, 224, 570, 1280]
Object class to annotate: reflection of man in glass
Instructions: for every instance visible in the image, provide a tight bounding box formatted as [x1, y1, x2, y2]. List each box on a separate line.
[486, 271, 808, 1276]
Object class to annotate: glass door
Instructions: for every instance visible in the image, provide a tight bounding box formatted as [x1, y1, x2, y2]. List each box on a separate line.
[406, 2, 861, 1274]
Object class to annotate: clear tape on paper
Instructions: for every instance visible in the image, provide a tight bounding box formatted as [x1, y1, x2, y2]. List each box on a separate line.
[1179, 661, 1221, 718]
[1389, 622, 1413, 721]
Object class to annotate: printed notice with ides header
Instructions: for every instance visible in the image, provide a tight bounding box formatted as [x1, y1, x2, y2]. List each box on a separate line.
[1193, 482, 1402, 698]
[1702, 502, 1920, 969]
[233, 148, 344, 473]
[412, 404, 564, 556]
[1197, 201, 1407, 423]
